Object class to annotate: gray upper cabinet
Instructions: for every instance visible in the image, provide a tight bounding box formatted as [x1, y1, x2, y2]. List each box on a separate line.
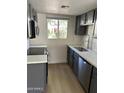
[75, 9, 97, 35]
[80, 14, 86, 25]
[75, 15, 81, 35]
[86, 10, 95, 24]
[75, 15, 87, 35]
[93, 9, 97, 23]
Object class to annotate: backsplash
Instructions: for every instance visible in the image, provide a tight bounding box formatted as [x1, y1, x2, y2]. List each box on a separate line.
[81, 35, 89, 48]
[92, 38, 97, 52]
[81, 23, 97, 52]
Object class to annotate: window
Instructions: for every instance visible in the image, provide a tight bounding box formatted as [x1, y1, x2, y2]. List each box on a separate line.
[47, 18, 68, 39]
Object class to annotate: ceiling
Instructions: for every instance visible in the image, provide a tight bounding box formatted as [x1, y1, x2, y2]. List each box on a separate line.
[28, 0, 97, 15]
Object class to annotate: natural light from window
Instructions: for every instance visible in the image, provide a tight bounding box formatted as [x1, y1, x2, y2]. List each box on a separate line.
[47, 18, 68, 39]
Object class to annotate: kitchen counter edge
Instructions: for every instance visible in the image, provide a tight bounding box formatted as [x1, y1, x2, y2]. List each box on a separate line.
[68, 45, 97, 68]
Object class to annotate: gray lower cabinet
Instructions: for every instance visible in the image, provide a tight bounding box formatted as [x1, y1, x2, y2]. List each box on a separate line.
[78, 57, 92, 93]
[73, 52, 79, 76]
[89, 67, 97, 93]
[68, 47, 74, 67]
[67, 47, 97, 93]
[27, 63, 47, 93]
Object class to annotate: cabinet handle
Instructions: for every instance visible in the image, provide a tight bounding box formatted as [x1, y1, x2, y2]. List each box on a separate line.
[36, 26, 39, 36]
[83, 61, 86, 64]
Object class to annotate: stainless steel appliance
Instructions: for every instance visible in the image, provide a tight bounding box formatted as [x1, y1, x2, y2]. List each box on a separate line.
[27, 3, 39, 39]
[78, 57, 92, 93]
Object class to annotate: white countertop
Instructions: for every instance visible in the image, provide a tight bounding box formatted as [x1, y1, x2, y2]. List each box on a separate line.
[27, 55, 47, 64]
[30, 45, 47, 48]
[27, 45, 48, 64]
[68, 45, 97, 68]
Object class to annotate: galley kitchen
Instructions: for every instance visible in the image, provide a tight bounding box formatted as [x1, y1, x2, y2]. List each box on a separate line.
[27, 0, 97, 93]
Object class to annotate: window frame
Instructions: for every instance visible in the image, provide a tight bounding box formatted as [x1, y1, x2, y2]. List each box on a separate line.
[47, 18, 68, 40]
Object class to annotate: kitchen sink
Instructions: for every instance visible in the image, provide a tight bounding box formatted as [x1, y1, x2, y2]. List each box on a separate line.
[74, 47, 88, 52]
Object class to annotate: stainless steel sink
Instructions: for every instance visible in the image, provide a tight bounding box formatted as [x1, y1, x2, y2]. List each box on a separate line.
[74, 47, 88, 52]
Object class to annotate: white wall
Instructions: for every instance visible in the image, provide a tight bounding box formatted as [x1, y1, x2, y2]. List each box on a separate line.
[27, 38, 30, 49]
[29, 13, 83, 63]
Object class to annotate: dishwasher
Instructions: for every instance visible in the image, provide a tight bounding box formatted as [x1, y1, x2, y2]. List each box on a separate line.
[78, 57, 92, 93]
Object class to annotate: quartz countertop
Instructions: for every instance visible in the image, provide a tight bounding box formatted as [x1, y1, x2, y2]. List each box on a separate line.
[30, 45, 47, 48]
[27, 55, 47, 64]
[68, 45, 97, 68]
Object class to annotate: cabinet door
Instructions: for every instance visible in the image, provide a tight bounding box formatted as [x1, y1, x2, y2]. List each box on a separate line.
[68, 48, 74, 67]
[89, 67, 97, 93]
[86, 10, 95, 24]
[27, 63, 47, 93]
[67, 47, 70, 64]
[75, 15, 81, 35]
[80, 14, 86, 25]
[78, 57, 92, 93]
[75, 15, 87, 35]
[73, 52, 79, 76]
[45, 63, 48, 84]
[93, 9, 97, 23]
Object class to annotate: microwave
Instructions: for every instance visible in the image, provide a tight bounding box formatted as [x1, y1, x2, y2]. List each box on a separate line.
[27, 18, 39, 39]
[27, 19, 36, 39]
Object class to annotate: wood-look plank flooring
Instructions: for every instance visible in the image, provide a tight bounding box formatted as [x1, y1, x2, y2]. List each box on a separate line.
[46, 63, 85, 93]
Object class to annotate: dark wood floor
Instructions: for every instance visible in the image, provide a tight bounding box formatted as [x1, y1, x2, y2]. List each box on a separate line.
[46, 63, 85, 93]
